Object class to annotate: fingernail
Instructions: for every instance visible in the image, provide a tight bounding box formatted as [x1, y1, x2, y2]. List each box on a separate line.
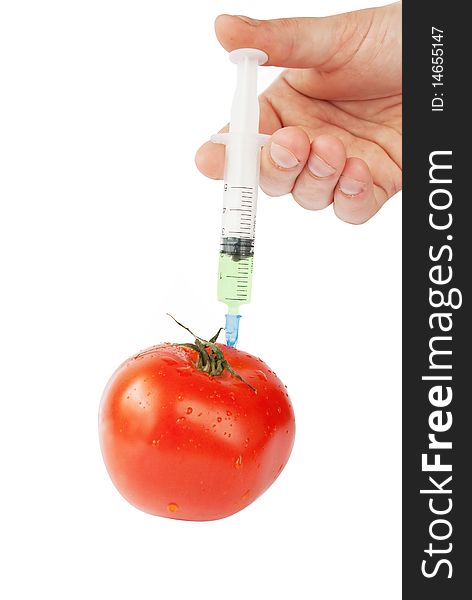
[339, 176, 365, 196]
[270, 143, 299, 169]
[308, 154, 336, 178]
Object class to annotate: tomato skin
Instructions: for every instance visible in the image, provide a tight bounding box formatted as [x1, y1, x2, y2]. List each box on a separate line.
[99, 343, 295, 521]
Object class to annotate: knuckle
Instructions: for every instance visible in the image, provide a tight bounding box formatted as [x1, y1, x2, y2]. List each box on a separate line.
[334, 205, 372, 225]
[260, 182, 284, 198]
[392, 174, 403, 195]
[292, 188, 330, 211]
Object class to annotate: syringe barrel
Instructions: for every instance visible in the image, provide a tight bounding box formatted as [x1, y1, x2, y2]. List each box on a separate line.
[224, 136, 261, 183]
[217, 139, 261, 314]
[220, 137, 261, 242]
[214, 48, 268, 316]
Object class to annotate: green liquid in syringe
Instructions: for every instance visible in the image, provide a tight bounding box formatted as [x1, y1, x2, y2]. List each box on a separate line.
[218, 253, 253, 315]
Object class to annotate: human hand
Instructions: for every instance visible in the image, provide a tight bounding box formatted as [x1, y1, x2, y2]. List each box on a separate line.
[196, 2, 402, 224]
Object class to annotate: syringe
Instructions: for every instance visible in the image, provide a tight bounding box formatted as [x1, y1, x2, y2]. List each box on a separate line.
[212, 48, 269, 347]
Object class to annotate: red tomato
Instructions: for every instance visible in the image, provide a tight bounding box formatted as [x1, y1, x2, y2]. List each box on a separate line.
[99, 343, 295, 521]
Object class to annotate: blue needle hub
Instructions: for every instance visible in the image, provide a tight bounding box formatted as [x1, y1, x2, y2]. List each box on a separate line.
[225, 314, 241, 347]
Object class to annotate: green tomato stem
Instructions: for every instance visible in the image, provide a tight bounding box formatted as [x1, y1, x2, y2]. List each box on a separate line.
[167, 314, 255, 392]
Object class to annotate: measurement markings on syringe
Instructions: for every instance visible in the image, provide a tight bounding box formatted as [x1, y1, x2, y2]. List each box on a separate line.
[222, 185, 256, 239]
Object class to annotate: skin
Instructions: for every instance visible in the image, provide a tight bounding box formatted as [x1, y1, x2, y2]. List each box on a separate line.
[196, 2, 402, 224]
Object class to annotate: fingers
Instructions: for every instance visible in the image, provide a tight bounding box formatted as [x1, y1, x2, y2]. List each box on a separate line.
[259, 127, 310, 196]
[195, 123, 309, 186]
[262, 134, 386, 224]
[196, 126, 389, 224]
[214, 14, 350, 68]
[261, 134, 389, 224]
[195, 134, 226, 180]
[291, 135, 346, 210]
[334, 157, 386, 224]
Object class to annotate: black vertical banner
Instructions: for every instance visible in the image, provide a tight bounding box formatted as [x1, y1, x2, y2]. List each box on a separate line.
[403, 1, 470, 597]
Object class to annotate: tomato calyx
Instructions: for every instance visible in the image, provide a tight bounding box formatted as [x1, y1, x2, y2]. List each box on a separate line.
[167, 314, 256, 392]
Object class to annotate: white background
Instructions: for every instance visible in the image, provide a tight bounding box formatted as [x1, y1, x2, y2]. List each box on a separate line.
[0, 1, 401, 598]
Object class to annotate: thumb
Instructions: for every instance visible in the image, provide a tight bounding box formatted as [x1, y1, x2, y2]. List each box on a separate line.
[214, 12, 366, 68]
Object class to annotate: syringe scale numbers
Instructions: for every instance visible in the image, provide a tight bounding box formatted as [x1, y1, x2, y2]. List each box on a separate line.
[212, 48, 268, 347]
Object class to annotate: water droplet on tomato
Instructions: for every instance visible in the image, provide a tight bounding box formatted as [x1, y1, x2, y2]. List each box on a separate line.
[167, 502, 179, 513]
[217, 417, 222, 423]
[177, 394, 184, 401]
[244, 438, 249, 447]
[162, 357, 178, 366]
[176, 417, 186, 424]
[235, 455, 243, 468]
[227, 433, 231, 438]
[152, 439, 159, 446]
[254, 370, 267, 382]
[185, 407, 193, 414]
[226, 410, 232, 416]
[277, 407, 282, 414]
[176, 366, 191, 377]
